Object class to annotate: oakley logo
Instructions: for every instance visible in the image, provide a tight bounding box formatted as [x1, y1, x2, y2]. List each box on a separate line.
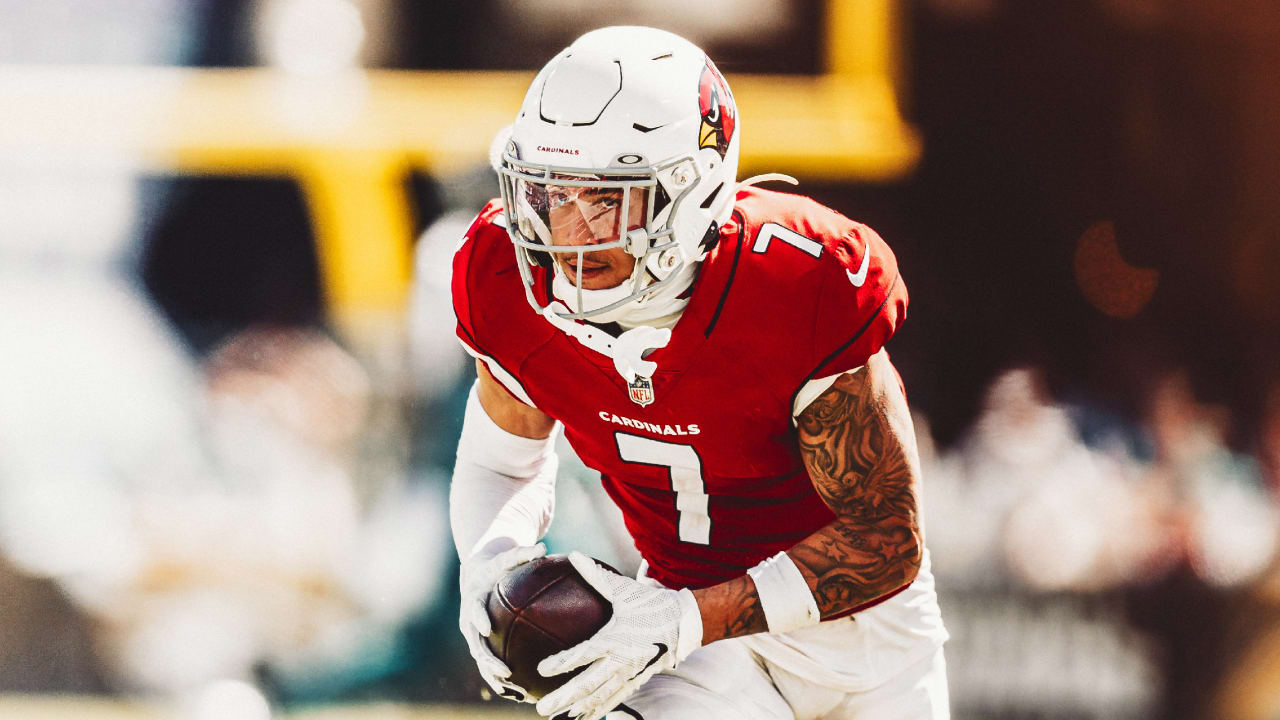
[537, 145, 580, 156]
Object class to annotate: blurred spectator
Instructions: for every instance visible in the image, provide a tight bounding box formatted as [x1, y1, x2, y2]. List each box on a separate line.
[1143, 371, 1278, 587]
[923, 368, 1161, 719]
[922, 366, 1280, 719]
[1124, 371, 1280, 720]
[0, 162, 448, 707]
[86, 325, 449, 706]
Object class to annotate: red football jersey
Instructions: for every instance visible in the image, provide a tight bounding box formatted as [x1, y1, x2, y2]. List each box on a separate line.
[453, 186, 907, 589]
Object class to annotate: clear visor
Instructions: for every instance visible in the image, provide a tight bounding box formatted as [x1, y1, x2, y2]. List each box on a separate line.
[512, 175, 651, 252]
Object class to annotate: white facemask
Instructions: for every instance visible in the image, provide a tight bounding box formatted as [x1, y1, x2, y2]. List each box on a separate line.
[550, 259, 696, 330]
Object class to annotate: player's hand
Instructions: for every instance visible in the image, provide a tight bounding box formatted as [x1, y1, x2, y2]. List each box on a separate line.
[459, 543, 547, 703]
[534, 551, 702, 720]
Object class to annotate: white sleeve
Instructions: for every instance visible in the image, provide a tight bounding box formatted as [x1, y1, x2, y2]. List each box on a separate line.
[449, 381, 560, 562]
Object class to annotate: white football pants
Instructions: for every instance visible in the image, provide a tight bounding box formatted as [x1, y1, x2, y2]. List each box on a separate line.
[603, 640, 949, 720]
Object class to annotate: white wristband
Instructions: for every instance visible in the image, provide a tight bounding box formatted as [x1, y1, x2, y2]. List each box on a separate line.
[747, 552, 821, 634]
[673, 587, 704, 661]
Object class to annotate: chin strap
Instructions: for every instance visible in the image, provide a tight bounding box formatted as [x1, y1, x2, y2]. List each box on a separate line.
[541, 302, 671, 383]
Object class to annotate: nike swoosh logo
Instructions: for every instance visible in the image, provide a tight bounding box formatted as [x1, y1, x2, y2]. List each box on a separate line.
[633, 643, 667, 679]
[846, 244, 871, 287]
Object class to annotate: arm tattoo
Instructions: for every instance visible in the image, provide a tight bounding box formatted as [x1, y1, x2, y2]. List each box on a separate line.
[692, 352, 923, 642]
[790, 351, 923, 618]
[691, 574, 767, 644]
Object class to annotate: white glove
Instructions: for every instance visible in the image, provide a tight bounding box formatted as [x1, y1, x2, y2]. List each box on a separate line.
[534, 552, 703, 720]
[459, 543, 547, 702]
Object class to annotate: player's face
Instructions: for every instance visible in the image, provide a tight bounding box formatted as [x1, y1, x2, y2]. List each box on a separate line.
[545, 186, 644, 290]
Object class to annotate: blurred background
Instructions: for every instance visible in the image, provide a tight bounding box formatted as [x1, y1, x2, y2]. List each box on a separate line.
[2, 0, 1279, 718]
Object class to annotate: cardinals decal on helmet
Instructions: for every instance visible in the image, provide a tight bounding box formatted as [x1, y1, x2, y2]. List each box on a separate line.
[697, 59, 735, 158]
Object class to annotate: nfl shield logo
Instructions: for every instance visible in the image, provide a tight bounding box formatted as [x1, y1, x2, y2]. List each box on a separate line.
[628, 376, 655, 407]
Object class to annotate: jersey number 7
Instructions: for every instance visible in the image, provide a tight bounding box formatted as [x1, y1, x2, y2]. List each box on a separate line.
[615, 432, 710, 545]
[752, 222, 823, 258]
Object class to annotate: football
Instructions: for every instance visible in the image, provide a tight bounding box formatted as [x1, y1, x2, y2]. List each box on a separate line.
[484, 554, 616, 699]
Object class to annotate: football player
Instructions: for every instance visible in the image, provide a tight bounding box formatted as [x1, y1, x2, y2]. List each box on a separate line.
[450, 26, 949, 720]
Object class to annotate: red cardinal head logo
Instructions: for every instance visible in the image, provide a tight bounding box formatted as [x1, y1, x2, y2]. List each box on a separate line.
[697, 59, 736, 158]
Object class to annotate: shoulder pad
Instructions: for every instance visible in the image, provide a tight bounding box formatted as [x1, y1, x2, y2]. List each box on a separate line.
[451, 199, 519, 357]
[729, 187, 908, 379]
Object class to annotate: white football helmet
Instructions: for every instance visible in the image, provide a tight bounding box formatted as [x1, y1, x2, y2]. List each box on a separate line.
[496, 26, 740, 343]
